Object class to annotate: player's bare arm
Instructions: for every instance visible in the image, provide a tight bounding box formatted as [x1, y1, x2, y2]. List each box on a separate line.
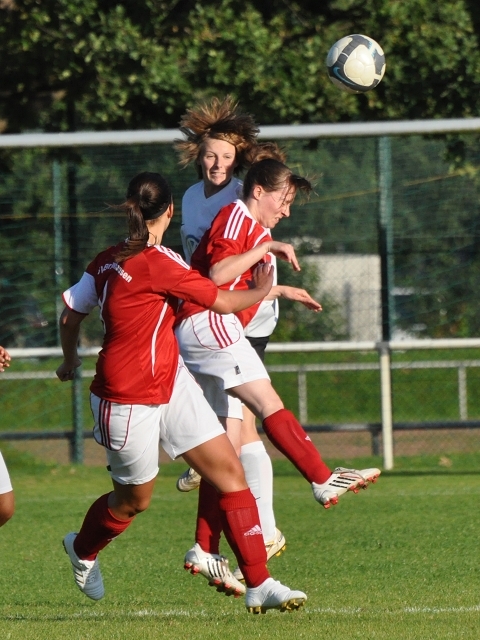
[209, 242, 273, 286]
[210, 263, 273, 314]
[209, 240, 298, 287]
[0, 346, 11, 372]
[56, 307, 85, 382]
[264, 285, 322, 312]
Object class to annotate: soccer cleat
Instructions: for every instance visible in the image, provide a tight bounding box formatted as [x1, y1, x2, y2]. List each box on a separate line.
[312, 467, 381, 509]
[246, 578, 307, 614]
[63, 532, 105, 601]
[233, 527, 286, 582]
[176, 467, 202, 492]
[184, 543, 246, 598]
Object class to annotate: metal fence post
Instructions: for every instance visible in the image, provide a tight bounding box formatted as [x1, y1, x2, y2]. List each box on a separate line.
[377, 136, 395, 339]
[378, 136, 395, 470]
[71, 366, 84, 463]
[379, 342, 394, 469]
[458, 365, 468, 420]
[297, 369, 308, 424]
[52, 159, 64, 347]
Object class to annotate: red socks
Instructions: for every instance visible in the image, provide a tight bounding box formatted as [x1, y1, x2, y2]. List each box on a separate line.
[219, 489, 269, 588]
[195, 479, 223, 554]
[262, 408, 332, 484]
[195, 484, 270, 588]
[73, 493, 133, 561]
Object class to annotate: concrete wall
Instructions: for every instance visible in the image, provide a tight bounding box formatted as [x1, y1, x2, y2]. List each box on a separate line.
[305, 254, 381, 342]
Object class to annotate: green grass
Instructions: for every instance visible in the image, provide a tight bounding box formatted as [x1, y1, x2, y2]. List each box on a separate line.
[1, 454, 480, 639]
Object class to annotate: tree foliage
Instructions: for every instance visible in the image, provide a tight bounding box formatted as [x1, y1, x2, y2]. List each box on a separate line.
[2, 1, 480, 343]
[2, 1, 480, 132]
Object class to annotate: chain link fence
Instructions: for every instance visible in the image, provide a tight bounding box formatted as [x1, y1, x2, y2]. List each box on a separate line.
[2, 120, 480, 466]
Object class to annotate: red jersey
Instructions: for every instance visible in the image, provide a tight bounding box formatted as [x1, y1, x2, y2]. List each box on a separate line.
[176, 200, 271, 327]
[63, 242, 218, 405]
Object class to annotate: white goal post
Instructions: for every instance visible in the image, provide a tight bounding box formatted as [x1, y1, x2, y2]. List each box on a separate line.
[1, 117, 480, 149]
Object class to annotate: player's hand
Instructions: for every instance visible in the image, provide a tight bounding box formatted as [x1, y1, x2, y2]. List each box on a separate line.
[0, 346, 11, 372]
[268, 241, 301, 271]
[251, 262, 274, 294]
[280, 286, 322, 311]
[56, 358, 82, 382]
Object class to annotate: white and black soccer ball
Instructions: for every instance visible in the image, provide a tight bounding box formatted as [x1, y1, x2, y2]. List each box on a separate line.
[326, 34, 386, 94]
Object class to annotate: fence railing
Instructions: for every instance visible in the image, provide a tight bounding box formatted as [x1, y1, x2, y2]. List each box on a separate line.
[3, 338, 480, 469]
[267, 359, 480, 423]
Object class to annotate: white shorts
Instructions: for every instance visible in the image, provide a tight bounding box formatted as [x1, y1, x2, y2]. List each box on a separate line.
[175, 310, 270, 419]
[90, 358, 225, 485]
[0, 452, 13, 495]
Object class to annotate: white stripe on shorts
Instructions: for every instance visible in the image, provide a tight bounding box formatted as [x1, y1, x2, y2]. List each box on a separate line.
[209, 311, 235, 349]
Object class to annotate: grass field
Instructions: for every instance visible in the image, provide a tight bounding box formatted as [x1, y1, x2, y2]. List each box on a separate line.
[1, 452, 480, 640]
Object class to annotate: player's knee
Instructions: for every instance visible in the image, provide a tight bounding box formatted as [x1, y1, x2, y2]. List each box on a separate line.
[227, 460, 249, 491]
[128, 495, 151, 515]
[114, 495, 151, 518]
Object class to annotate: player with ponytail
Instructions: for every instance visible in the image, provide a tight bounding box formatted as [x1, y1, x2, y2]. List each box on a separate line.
[56, 171, 307, 613]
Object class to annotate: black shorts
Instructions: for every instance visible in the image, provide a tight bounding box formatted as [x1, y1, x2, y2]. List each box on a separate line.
[245, 335, 270, 363]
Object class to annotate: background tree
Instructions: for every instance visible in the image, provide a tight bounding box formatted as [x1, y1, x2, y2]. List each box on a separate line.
[2, 1, 480, 343]
[2, 1, 480, 133]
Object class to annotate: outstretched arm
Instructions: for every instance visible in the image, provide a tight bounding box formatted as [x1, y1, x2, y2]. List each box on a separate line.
[264, 285, 322, 312]
[56, 307, 85, 381]
[209, 240, 300, 286]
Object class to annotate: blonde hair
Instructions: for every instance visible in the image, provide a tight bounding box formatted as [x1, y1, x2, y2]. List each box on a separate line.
[174, 96, 260, 178]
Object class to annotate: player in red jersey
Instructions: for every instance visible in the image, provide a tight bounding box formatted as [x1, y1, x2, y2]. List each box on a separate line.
[174, 98, 322, 578]
[0, 346, 14, 527]
[175, 158, 381, 563]
[55, 172, 306, 613]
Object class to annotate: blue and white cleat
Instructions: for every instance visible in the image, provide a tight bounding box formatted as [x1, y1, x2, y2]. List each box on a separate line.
[63, 532, 104, 600]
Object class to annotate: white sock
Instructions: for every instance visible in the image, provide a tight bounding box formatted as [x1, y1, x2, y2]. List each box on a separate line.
[240, 441, 276, 543]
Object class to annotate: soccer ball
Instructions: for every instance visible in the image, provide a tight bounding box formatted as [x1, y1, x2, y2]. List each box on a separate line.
[326, 34, 386, 94]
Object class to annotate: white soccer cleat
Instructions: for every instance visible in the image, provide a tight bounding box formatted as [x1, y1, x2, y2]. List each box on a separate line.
[176, 467, 202, 492]
[63, 532, 105, 600]
[312, 467, 381, 509]
[184, 543, 246, 598]
[233, 527, 286, 582]
[245, 577, 307, 614]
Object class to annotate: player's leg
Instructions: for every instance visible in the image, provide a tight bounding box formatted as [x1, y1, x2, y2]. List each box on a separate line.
[233, 405, 286, 581]
[240, 405, 276, 541]
[0, 452, 14, 527]
[175, 370, 242, 492]
[0, 491, 14, 527]
[231, 378, 381, 507]
[190, 415, 242, 558]
[184, 432, 306, 611]
[63, 398, 162, 600]
[177, 312, 379, 508]
[165, 363, 306, 611]
[176, 315, 279, 538]
[176, 360, 281, 561]
[237, 335, 284, 568]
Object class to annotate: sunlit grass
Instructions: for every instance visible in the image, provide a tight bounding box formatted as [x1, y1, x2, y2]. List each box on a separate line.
[1, 457, 480, 639]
